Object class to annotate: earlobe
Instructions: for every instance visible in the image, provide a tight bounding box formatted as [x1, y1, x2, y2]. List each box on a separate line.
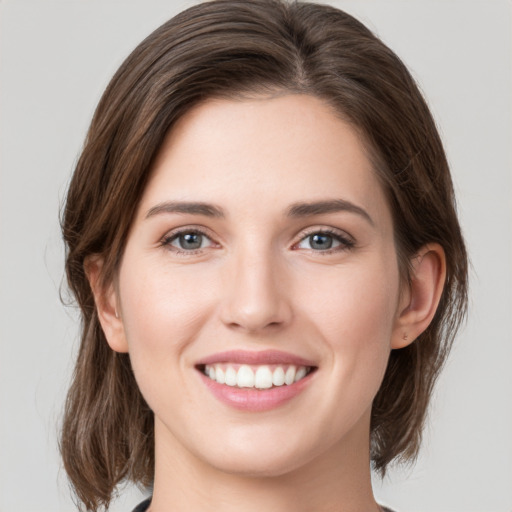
[392, 244, 446, 349]
[85, 256, 129, 353]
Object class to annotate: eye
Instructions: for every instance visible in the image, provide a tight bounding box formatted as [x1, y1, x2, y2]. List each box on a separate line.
[295, 230, 354, 252]
[162, 229, 215, 253]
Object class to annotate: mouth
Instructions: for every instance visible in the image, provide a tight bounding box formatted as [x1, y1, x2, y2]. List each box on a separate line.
[195, 350, 317, 411]
[198, 363, 315, 390]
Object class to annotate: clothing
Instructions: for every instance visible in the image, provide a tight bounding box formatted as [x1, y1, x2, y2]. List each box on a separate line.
[131, 498, 396, 511]
[132, 498, 151, 512]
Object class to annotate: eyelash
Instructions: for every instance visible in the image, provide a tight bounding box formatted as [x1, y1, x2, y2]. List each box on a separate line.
[293, 228, 355, 254]
[160, 227, 216, 256]
[160, 227, 355, 255]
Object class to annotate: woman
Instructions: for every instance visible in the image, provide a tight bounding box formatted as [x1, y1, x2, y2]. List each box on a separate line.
[60, 1, 468, 511]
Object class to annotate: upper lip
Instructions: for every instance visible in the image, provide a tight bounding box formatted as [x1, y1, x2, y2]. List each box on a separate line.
[196, 349, 317, 367]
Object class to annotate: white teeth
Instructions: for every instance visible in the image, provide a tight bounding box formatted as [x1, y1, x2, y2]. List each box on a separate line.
[225, 366, 237, 386]
[295, 366, 307, 382]
[204, 363, 311, 389]
[272, 366, 285, 386]
[285, 365, 296, 385]
[237, 365, 255, 388]
[255, 366, 273, 389]
[215, 367, 225, 384]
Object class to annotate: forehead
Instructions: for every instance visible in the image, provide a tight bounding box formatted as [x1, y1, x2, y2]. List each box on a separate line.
[139, 94, 390, 226]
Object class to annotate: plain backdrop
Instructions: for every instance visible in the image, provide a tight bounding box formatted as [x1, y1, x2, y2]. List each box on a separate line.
[1, 0, 511, 511]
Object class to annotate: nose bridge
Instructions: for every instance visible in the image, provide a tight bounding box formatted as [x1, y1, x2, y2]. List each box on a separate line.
[220, 237, 292, 332]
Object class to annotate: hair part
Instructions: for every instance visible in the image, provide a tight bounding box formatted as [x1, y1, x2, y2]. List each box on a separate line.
[60, 1, 468, 510]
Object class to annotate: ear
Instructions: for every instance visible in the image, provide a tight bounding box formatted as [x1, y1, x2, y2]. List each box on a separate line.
[392, 243, 447, 349]
[85, 256, 129, 353]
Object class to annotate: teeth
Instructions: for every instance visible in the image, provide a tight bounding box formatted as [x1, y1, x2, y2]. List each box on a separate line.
[295, 366, 307, 382]
[254, 366, 273, 389]
[215, 367, 225, 384]
[272, 366, 285, 386]
[285, 366, 296, 385]
[237, 365, 254, 388]
[203, 363, 311, 389]
[225, 366, 237, 386]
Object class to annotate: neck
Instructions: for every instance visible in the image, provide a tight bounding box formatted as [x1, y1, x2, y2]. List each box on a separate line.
[148, 411, 379, 512]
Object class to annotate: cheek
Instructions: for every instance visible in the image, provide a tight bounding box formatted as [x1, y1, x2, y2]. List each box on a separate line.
[295, 260, 401, 438]
[303, 259, 398, 334]
[298, 256, 400, 380]
[117, 259, 216, 396]
[120, 257, 212, 336]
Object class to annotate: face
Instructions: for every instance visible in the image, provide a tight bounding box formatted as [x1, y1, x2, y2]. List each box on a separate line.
[112, 94, 405, 477]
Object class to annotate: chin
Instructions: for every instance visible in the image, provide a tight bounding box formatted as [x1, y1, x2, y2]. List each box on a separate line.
[195, 431, 322, 479]
[209, 453, 309, 479]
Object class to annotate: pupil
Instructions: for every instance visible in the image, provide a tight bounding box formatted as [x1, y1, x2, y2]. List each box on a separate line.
[180, 233, 202, 250]
[310, 234, 332, 250]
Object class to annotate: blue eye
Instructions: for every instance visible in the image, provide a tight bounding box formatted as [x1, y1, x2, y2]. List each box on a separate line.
[308, 233, 336, 250]
[296, 231, 353, 252]
[164, 230, 213, 252]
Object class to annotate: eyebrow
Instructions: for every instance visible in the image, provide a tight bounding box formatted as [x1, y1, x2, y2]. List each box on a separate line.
[286, 199, 374, 226]
[145, 198, 373, 225]
[145, 201, 225, 219]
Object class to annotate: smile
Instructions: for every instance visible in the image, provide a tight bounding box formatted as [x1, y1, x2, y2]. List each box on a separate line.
[196, 350, 317, 411]
[202, 363, 313, 389]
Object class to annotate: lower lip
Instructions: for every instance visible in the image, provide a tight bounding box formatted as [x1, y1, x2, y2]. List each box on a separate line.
[198, 370, 315, 412]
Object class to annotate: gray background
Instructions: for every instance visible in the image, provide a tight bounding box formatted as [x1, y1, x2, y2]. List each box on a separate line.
[1, 0, 511, 511]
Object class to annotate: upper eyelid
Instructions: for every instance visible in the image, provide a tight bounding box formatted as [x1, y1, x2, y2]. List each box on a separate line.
[159, 226, 218, 252]
[159, 224, 354, 248]
[294, 226, 354, 242]
[162, 225, 216, 240]
[291, 228, 356, 253]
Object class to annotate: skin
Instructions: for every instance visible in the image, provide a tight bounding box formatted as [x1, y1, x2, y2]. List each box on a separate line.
[90, 94, 446, 512]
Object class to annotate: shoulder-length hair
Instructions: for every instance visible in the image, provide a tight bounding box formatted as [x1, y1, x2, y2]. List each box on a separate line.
[60, 1, 468, 510]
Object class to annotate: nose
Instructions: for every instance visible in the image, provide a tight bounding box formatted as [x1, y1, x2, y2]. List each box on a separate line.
[219, 245, 293, 334]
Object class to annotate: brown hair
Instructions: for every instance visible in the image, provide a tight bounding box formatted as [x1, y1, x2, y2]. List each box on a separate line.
[60, 1, 468, 510]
